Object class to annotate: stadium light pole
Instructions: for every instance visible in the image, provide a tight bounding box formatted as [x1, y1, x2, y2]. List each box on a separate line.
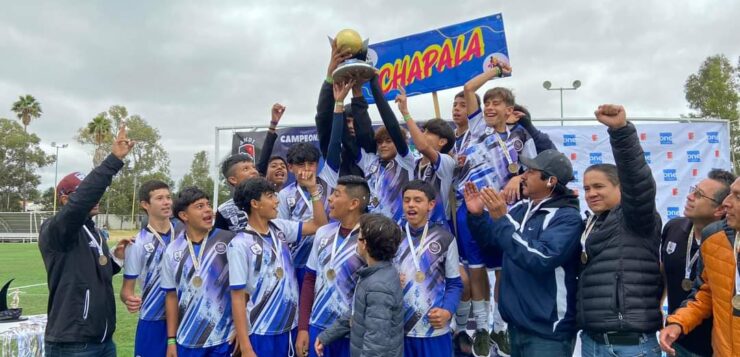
[51, 142, 68, 213]
[543, 80, 582, 118]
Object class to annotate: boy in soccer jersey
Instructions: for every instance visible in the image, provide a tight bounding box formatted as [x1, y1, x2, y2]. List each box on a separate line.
[354, 74, 415, 222]
[456, 63, 537, 356]
[121, 180, 182, 357]
[396, 180, 463, 357]
[214, 153, 260, 232]
[394, 87, 456, 227]
[161, 187, 239, 357]
[295, 175, 371, 357]
[229, 175, 329, 357]
[256, 103, 289, 191]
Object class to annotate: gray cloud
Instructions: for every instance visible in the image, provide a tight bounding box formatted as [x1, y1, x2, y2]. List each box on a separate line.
[0, 0, 737, 191]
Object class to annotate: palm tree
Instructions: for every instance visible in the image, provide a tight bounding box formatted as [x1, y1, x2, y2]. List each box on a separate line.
[11, 95, 42, 132]
[86, 114, 113, 167]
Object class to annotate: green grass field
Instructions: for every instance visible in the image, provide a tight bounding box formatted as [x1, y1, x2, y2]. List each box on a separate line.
[0, 231, 141, 356]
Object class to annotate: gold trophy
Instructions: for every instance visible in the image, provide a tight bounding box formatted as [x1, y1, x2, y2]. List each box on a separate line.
[331, 29, 376, 83]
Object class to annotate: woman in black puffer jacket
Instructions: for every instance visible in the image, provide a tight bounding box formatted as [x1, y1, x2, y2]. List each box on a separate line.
[577, 105, 663, 357]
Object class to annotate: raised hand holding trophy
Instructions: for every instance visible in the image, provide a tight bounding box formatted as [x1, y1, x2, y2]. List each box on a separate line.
[331, 29, 376, 83]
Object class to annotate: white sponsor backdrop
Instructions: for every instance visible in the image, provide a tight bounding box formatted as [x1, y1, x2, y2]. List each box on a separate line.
[542, 122, 732, 225]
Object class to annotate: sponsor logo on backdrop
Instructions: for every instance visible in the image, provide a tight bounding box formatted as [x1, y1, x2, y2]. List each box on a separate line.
[640, 133, 647, 141]
[563, 134, 577, 147]
[667, 207, 679, 219]
[570, 153, 577, 160]
[715, 150, 720, 158]
[280, 133, 319, 143]
[672, 188, 678, 196]
[707, 131, 719, 144]
[660, 132, 673, 145]
[688, 132, 695, 140]
[692, 168, 699, 176]
[666, 151, 673, 160]
[591, 134, 598, 142]
[663, 169, 678, 182]
[687, 150, 701, 163]
[644, 151, 652, 164]
[589, 152, 603, 165]
[572, 170, 579, 183]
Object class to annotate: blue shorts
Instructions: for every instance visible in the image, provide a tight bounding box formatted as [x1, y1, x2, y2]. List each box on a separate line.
[134, 319, 167, 357]
[250, 329, 296, 357]
[404, 333, 453, 357]
[456, 204, 502, 269]
[177, 342, 231, 357]
[309, 325, 350, 357]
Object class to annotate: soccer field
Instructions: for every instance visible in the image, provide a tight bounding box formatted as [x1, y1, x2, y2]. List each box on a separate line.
[0, 232, 141, 356]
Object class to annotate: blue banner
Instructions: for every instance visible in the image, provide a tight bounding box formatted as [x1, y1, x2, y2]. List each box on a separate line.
[363, 13, 509, 103]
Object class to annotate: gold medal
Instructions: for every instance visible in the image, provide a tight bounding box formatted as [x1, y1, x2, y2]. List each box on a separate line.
[98, 255, 108, 266]
[508, 163, 519, 174]
[414, 271, 425, 283]
[733, 295, 740, 310]
[681, 278, 693, 292]
[580, 252, 588, 265]
[275, 267, 284, 279]
[326, 268, 336, 281]
[192, 275, 203, 288]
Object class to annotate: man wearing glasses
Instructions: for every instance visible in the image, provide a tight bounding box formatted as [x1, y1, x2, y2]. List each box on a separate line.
[659, 169, 735, 357]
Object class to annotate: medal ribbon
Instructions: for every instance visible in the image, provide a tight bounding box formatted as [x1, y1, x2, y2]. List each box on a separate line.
[684, 226, 701, 281]
[329, 224, 359, 271]
[147, 222, 174, 248]
[186, 231, 210, 277]
[248, 225, 283, 272]
[580, 215, 598, 256]
[404, 222, 429, 274]
[519, 198, 550, 233]
[82, 225, 106, 262]
[493, 128, 515, 168]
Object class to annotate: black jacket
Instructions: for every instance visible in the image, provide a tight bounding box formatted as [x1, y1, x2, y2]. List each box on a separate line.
[576, 122, 663, 333]
[38, 154, 123, 343]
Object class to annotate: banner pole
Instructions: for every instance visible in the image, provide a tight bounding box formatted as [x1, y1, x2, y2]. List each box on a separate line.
[432, 91, 442, 119]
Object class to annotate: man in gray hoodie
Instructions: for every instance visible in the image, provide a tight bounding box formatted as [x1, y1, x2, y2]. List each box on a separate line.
[315, 213, 404, 357]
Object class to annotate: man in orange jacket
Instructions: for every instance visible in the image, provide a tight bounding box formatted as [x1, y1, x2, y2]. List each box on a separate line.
[659, 177, 740, 357]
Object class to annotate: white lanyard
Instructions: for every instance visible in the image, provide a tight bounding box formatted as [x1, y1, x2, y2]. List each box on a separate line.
[249, 225, 283, 271]
[454, 129, 470, 154]
[684, 226, 701, 280]
[404, 222, 429, 273]
[186, 231, 210, 274]
[330, 225, 359, 270]
[295, 184, 313, 216]
[734, 233, 740, 297]
[417, 161, 430, 179]
[493, 128, 514, 166]
[519, 199, 549, 233]
[147, 223, 174, 248]
[580, 215, 598, 253]
[82, 225, 105, 259]
[372, 160, 390, 203]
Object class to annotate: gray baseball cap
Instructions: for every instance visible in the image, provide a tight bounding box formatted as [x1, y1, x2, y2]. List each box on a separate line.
[519, 149, 574, 184]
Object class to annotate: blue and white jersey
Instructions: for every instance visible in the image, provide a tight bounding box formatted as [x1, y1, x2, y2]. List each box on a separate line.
[228, 219, 302, 335]
[215, 198, 249, 232]
[278, 165, 337, 268]
[306, 222, 365, 329]
[394, 222, 459, 337]
[357, 148, 416, 222]
[413, 154, 456, 225]
[123, 222, 182, 321]
[453, 110, 536, 207]
[160, 228, 237, 348]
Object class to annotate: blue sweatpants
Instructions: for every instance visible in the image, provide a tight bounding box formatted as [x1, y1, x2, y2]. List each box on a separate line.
[177, 342, 231, 357]
[309, 325, 350, 357]
[250, 329, 297, 357]
[134, 319, 167, 357]
[404, 334, 453, 357]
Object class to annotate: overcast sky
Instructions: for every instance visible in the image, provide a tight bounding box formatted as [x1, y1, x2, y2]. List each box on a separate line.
[1, 0, 738, 191]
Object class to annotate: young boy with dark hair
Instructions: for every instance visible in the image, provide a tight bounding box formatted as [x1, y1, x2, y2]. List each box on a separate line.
[256, 103, 289, 190]
[161, 187, 238, 357]
[396, 180, 462, 357]
[121, 180, 183, 357]
[228, 176, 328, 357]
[315, 213, 405, 357]
[214, 153, 260, 232]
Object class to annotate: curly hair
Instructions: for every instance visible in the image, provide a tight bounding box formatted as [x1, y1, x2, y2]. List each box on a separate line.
[359, 213, 402, 261]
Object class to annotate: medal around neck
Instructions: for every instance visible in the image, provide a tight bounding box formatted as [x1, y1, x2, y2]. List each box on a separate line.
[331, 29, 375, 83]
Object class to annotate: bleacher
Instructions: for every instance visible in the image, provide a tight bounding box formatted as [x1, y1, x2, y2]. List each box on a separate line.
[0, 212, 51, 243]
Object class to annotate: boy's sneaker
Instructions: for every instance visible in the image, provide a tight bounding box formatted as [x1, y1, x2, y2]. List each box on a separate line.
[471, 329, 491, 357]
[453, 330, 473, 355]
[489, 329, 511, 356]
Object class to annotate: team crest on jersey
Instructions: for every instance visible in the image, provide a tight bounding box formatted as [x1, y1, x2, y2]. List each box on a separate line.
[144, 242, 156, 253]
[665, 241, 676, 255]
[277, 231, 287, 242]
[512, 138, 524, 151]
[174, 250, 184, 262]
[214, 242, 227, 254]
[320, 237, 329, 248]
[368, 164, 379, 174]
[429, 241, 442, 255]
[287, 196, 297, 208]
[250, 243, 263, 255]
[485, 127, 494, 135]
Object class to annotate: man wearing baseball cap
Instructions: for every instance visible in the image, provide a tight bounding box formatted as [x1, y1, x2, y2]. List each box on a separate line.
[39, 126, 134, 356]
[463, 149, 584, 356]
